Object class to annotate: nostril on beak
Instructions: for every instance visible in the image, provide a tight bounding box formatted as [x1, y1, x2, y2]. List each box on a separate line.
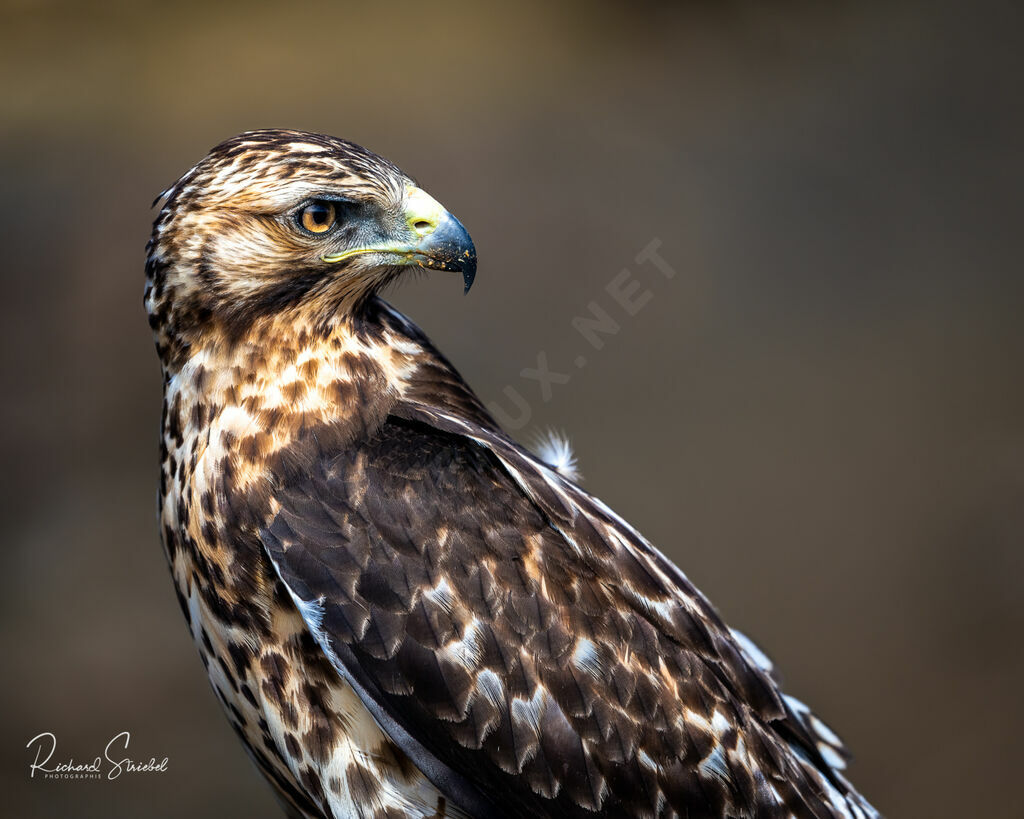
[411, 218, 436, 236]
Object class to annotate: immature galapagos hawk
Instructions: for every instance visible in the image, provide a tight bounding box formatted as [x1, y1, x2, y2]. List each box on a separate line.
[145, 130, 879, 818]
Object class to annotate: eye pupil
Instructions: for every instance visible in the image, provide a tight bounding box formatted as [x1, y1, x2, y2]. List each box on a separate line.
[300, 201, 337, 234]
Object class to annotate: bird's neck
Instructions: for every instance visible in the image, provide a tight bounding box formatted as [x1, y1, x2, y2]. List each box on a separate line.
[159, 299, 499, 509]
[161, 307, 428, 467]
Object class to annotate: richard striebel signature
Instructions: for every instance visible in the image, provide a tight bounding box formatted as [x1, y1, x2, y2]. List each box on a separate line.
[26, 731, 168, 780]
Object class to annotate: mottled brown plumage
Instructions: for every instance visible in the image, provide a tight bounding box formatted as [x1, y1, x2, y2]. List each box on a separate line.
[146, 130, 879, 818]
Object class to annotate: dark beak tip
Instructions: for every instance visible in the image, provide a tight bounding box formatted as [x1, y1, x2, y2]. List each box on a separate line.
[441, 214, 476, 294]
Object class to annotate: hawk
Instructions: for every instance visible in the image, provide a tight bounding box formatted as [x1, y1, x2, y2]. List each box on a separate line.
[145, 130, 879, 819]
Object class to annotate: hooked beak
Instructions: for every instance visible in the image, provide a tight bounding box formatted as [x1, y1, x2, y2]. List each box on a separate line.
[322, 185, 477, 293]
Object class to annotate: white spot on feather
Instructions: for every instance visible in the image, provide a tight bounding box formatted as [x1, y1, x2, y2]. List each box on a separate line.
[440, 617, 483, 669]
[818, 742, 847, 772]
[682, 709, 712, 734]
[424, 576, 455, 614]
[476, 669, 505, 707]
[699, 743, 729, 783]
[286, 141, 328, 153]
[294, 594, 328, 645]
[531, 429, 581, 481]
[510, 687, 547, 736]
[809, 713, 843, 748]
[571, 638, 602, 678]
[710, 709, 731, 738]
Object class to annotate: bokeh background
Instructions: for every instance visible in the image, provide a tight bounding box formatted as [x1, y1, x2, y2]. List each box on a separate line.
[3, 1, 1022, 816]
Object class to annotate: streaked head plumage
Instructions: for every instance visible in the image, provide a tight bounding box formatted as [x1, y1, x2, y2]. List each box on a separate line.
[145, 130, 475, 367]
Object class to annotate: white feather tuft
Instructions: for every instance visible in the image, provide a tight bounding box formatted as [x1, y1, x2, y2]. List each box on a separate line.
[531, 428, 581, 482]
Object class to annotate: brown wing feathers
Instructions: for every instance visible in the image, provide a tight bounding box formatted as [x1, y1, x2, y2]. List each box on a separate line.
[259, 404, 857, 817]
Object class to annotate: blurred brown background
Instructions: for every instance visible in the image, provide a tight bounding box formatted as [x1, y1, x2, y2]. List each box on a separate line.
[2, 1, 1022, 817]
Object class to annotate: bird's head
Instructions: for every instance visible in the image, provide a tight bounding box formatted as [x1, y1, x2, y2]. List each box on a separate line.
[145, 129, 476, 366]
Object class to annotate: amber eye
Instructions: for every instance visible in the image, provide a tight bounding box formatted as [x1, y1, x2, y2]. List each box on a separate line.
[298, 200, 337, 234]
